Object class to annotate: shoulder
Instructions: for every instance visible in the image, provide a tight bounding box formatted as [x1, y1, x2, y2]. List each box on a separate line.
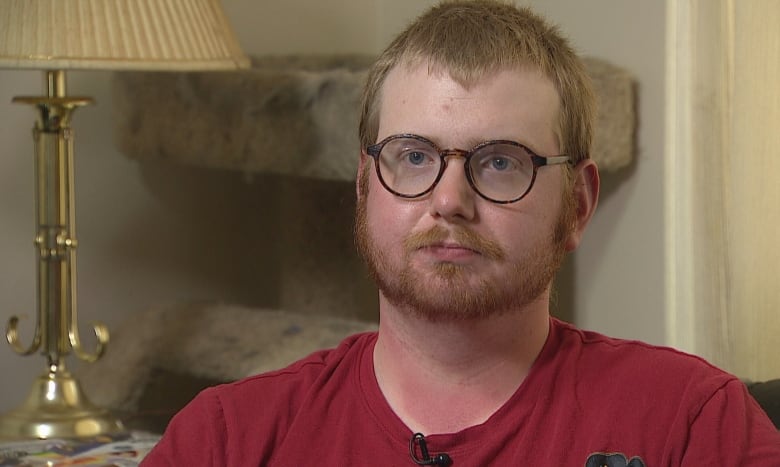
[542, 320, 780, 459]
[210, 331, 376, 412]
[548, 319, 738, 412]
[552, 318, 732, 380]
[144, 332, 377, 466]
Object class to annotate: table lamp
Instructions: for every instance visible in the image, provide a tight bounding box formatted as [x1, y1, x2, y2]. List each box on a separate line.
[0, 0, 248, 439]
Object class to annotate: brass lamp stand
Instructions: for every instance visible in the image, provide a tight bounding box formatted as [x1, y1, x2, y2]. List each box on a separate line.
[0, 0, 248, 440]
[0, 70, 123, 440]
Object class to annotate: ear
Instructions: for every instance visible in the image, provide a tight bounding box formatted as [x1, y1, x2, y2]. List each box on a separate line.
[565, 159, 600, 252]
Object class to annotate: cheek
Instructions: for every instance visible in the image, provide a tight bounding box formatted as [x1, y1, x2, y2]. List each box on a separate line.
[514, 175, 568, 231]
[365, 182, 403, 244]
[485, 204, 560, 257]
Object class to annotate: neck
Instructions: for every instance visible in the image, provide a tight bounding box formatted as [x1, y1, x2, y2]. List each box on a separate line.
[373, 293, 551, 435]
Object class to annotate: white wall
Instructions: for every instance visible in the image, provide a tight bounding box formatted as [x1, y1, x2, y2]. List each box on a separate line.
[0, 1, 666, 413]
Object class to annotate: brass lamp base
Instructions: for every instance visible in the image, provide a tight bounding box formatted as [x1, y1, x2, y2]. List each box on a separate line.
[0, 368, 124, 440]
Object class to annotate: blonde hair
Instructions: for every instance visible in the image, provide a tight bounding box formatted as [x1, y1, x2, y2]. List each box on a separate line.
[359, 0, 594, 164]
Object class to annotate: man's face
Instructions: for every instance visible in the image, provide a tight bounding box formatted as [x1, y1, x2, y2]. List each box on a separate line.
[356, 62, 575, 321]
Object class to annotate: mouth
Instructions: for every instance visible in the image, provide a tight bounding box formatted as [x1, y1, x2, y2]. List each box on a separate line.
[404, 225, 505, 261]
[420, 241, 480, 253]
[414, 241, 484, 263]
[408, 238, 485, 263]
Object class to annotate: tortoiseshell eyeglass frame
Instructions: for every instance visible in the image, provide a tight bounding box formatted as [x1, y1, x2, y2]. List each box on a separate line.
[364, 133, 571, 204]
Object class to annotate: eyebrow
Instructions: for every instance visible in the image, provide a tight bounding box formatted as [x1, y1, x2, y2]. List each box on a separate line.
[446, 135, 536, 152]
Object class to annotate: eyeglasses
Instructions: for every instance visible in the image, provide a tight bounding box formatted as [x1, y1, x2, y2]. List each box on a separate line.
[364, 133, 571, 204]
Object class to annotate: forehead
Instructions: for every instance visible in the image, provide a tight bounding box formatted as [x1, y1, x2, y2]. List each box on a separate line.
[377, 61, 561, 154]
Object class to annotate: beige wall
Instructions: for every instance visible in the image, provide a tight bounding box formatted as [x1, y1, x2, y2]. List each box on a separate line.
[524, 1, 667, 342]
[0, 1, 666, 412]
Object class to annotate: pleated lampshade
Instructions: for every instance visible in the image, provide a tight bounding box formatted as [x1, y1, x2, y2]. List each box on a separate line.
[0, 0, 249, 70]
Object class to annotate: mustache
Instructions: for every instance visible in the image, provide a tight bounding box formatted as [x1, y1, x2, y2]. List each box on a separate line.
[403, 225, 505, 260]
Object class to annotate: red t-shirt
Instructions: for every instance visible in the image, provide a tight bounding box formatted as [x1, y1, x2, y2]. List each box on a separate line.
[142, 319, 780, 466]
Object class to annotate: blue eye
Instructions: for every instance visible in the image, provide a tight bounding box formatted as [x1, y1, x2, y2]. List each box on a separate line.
[407, 151, 427, 165]
[490, 157, 510, 171]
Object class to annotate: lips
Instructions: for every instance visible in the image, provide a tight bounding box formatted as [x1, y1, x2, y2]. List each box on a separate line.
[419, 242, 481, 260]
[404, 225, 504, 260]
[423, 241, 480, 253]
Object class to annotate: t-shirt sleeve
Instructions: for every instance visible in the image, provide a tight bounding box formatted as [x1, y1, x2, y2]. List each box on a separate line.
[140, 387, 227, 467]
[682, 378, 780, 465]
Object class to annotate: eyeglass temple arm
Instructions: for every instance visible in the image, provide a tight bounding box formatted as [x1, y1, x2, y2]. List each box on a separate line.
[535, 155, 571, 166]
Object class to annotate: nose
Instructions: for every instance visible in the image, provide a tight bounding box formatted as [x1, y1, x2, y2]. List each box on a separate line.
[428, 156, 476, 222]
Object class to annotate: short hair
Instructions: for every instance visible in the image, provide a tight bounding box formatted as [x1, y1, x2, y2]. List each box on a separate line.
[359, 0, 594, 164]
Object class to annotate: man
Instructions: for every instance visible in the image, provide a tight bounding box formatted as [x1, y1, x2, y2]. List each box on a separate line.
[142, 1, 780, 465]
